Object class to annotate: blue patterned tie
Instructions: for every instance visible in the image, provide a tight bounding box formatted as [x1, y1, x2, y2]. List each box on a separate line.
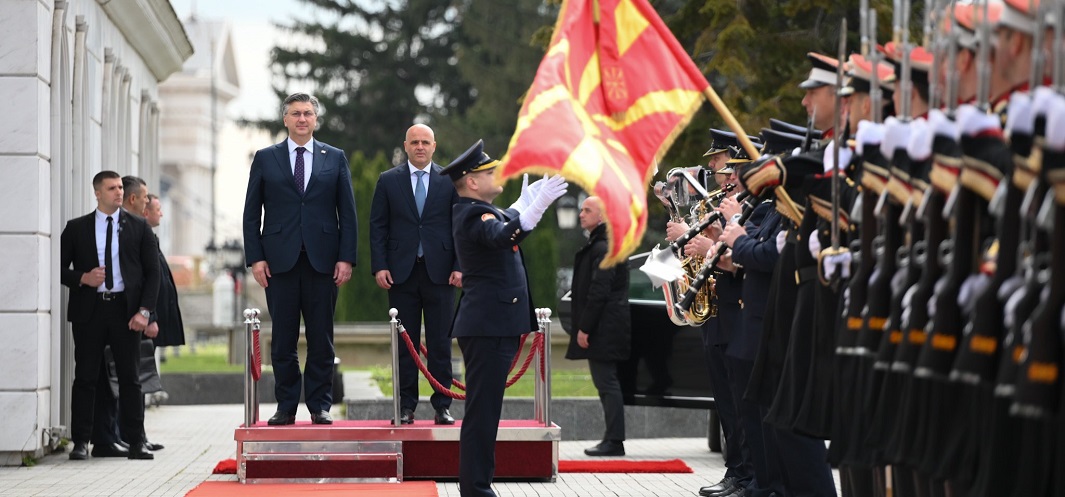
[415, 170, 426, 256]
[294, 146, 306, 195]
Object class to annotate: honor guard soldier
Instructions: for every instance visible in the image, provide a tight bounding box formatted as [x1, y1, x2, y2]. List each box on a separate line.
[442, 140, 567, 497]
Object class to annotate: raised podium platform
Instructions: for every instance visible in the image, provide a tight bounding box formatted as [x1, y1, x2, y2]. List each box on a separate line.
[235, 419, 560, 483]
[235, 308, 561, 484]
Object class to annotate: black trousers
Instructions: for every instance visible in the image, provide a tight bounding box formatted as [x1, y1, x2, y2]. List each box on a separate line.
[70, 294, 143, 446]
[266, 252, 338, 414]
[703, 330, 752, 484]
[588, 358, 625, 442]
[391, 260, 455, 411]
[728, 356, 782, 497]
[457, 336, 520, 497]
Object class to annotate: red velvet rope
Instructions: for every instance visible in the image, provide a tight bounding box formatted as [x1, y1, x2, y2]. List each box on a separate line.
[251, 329, 262, 381]
[399, 328, 543, 400]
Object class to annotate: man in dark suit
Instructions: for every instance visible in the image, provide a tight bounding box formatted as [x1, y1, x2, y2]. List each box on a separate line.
[565, 196, 631, 457]
[442, 140, 566, 497]
[145, 193, 185, 352]
[91, 176, 165, 457]
[60, 170, 160, 460]
[370, 124, 461, 425]
[243, 92, 358, 426]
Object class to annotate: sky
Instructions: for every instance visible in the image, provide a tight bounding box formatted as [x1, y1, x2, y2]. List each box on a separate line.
[168, 0, 321, 120]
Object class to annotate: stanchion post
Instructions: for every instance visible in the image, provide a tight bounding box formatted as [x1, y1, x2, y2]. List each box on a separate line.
[389, 308, 401, 426]
[243, 308, 260, 427]
[541, 308, 553, 427]
[533, 309, 544, 423]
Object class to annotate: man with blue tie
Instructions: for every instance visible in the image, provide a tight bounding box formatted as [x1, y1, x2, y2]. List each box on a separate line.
[243, 92, 358, 426]
[370, 124, 462, 425]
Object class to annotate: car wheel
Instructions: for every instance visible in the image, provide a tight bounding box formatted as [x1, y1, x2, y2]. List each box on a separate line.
[708, 409, 723, 454]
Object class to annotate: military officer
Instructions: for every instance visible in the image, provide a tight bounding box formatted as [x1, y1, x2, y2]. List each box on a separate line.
[442, 140, 567, 497]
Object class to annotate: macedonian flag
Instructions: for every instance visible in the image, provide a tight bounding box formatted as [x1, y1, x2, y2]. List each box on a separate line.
[497, 0, 715, 268]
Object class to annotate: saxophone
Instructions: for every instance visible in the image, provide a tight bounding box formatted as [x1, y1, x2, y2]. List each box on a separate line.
[652, 171, 733, 326]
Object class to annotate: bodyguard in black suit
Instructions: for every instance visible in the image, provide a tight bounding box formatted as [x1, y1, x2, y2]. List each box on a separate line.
[442, 140, 567, 497]
[370, 124, 461, 425]
[60, 170, 160, 460]
[243, 93, 358, 426]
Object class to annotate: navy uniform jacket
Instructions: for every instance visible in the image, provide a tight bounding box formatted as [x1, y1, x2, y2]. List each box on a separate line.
[449, 198, 536, 337]
[728, 202, 782, 361]
[369, 162, 459, 285]
[242, 139, 358, 274]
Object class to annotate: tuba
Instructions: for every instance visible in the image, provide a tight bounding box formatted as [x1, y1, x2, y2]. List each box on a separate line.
[650, 168, 732, 326]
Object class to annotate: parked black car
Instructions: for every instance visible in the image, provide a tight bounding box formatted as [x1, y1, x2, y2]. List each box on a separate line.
[558, 251, 723, 452]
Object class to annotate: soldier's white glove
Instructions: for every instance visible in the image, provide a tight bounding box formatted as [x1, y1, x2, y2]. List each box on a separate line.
[880, 117, 910, 161]
[1045, 93, 1065, 151]
[1005, 92, 1034, 137]
[956, 104, 1000, 137]
[855, 120, 884, 156]
[822, 140, 853, 172]
[808, 230, 822, 259]
[928, 109, 959, 140]
[510, 174, 550, 213]
[519, 175, 568, 231]
[1031, 86, 1057, 122]
[775, 230, 787, 254]
[907, 118, 933, 162]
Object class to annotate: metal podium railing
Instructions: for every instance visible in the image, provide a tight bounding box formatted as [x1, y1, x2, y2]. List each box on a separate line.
[243, 308, 261, 427]
[386, 307, 555, 428]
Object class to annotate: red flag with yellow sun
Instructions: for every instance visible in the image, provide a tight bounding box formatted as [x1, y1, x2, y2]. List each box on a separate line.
[497, 0, 713, 267]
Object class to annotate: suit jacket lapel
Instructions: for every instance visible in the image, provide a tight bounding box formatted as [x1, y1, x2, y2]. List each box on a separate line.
[272, 141, 296, 194]
[307, 139, 326, 194]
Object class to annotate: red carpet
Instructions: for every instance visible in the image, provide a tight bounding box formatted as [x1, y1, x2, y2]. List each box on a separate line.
[558, 458, 693, 473]
[185, 481, 438, 496]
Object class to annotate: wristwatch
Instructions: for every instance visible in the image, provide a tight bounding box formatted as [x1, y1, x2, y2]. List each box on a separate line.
[139, 309, 151, 319]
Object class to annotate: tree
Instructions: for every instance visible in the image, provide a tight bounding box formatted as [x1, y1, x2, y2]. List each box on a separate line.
[335, 151, 392, 322]
[258, 0, 475, 158]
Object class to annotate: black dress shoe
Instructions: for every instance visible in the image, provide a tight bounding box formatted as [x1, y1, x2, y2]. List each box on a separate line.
[311, 410, 333, 425]
[127, 443, 155, 460]
[699, 476, 737, 497]
[434, 408, 455, 425]
[91, 442, 130, 458]
[395, 408, 415, 425]
[144, 440, 164, 451]
[69, 442, 88, 460]
[583, 440, 625, 456]
[267, 411, 296, 425]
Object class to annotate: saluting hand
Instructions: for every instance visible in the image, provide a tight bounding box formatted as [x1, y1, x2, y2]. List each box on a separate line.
[251, 261, 271, 288]
[334, 261, 353, 287]
[81, 267, 106, 287]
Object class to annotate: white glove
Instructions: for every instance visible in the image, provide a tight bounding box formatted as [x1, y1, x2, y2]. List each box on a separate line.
[822, 250, 852, 280]
[519, 175, 568, 231]
[510, 174, 552, 213]
[927, 108, 959, 140]
[808, 229, 822, 259]
[880, 117, 910, 161]
[956, 103, 1000, 137]
[822, 140, 853, 172]
[1045, 93, 1065, 151]
[906, 118, 933, 162]
[775, 230, 787, 254]
[509, 174, 533, 213]
[1005, 92, 1034, 137]
[855, 120, 884, 156]
[1031, 86, 1057, 120]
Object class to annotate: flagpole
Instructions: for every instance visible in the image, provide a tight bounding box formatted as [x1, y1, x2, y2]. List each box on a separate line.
[700, 87, 761, 160]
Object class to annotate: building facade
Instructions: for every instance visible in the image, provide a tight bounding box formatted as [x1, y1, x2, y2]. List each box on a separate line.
[0, 0, 192, 463]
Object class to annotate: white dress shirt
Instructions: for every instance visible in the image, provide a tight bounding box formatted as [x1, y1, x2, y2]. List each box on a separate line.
[95, 209, 125, 292]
